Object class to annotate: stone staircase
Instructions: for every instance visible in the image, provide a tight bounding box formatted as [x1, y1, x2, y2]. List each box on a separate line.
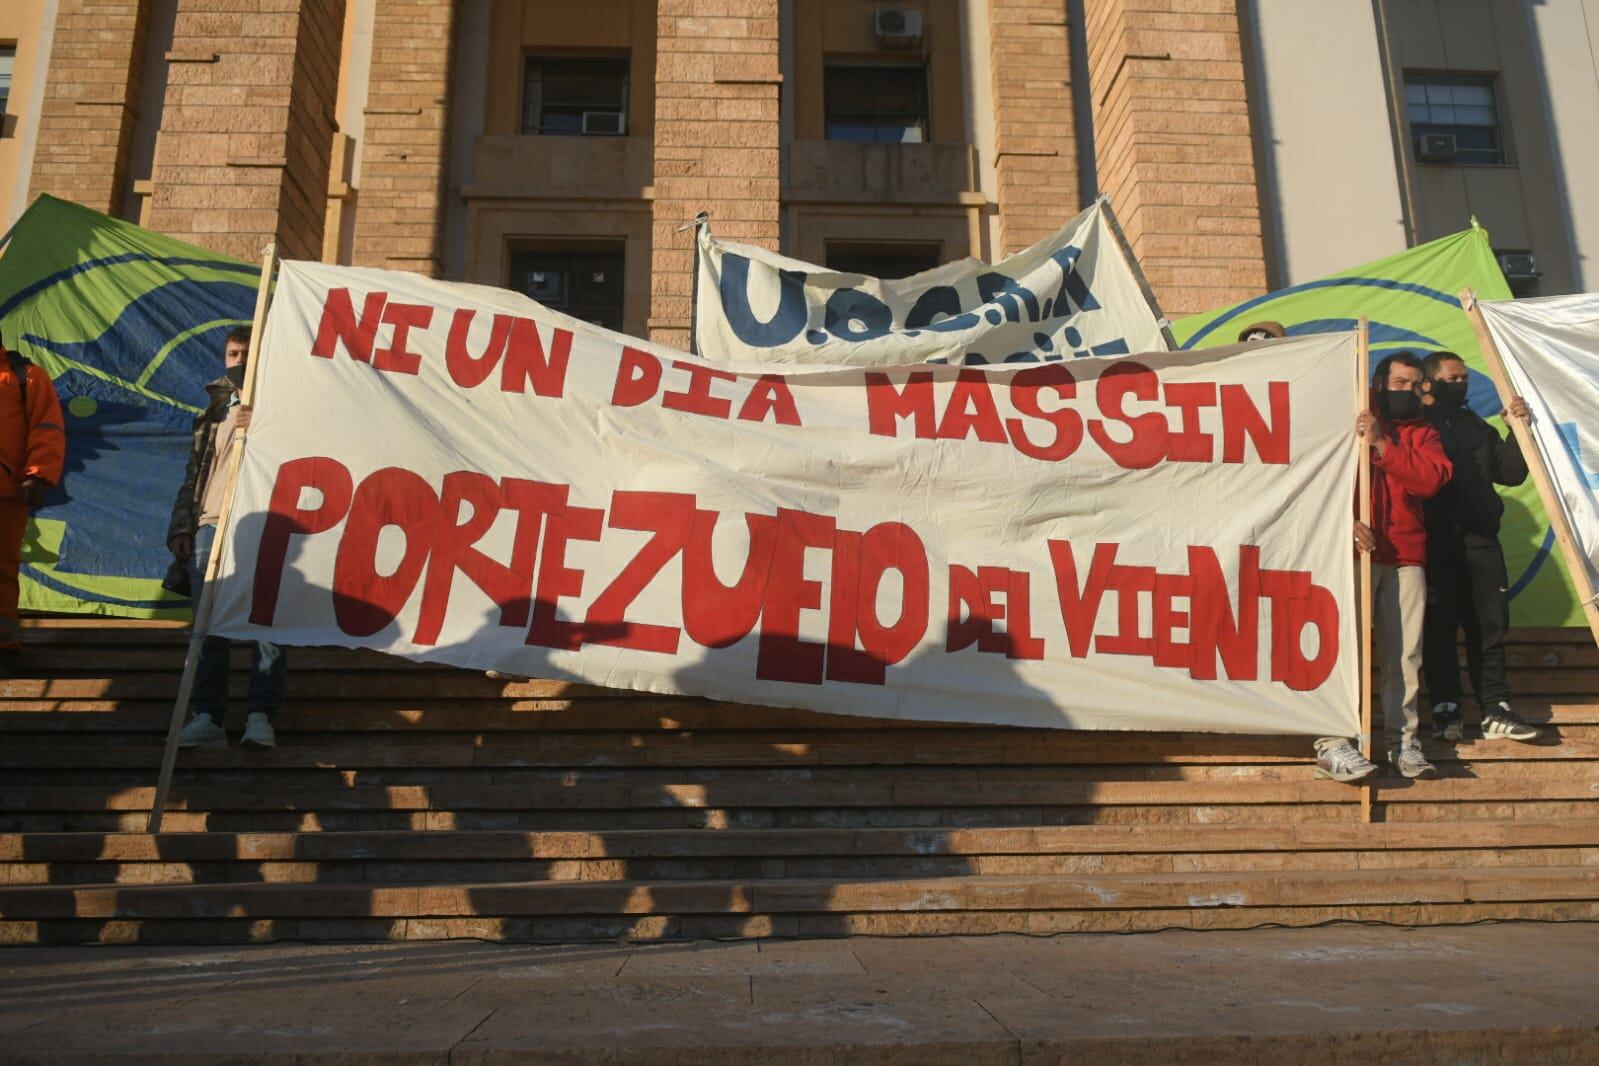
[2, 618, 1596, 944]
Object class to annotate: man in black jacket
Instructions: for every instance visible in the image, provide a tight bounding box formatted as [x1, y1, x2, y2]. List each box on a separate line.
[1420, 351, 1541, 743]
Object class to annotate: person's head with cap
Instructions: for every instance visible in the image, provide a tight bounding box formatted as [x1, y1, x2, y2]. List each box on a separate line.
[1238, 321, 1286, 344]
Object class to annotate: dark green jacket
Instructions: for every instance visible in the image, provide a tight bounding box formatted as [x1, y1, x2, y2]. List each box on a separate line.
[166, 377, 236, 548]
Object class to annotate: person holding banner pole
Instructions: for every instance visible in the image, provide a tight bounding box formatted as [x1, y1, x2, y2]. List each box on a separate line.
[168, 326, 287, 750]
[1316, 353, 1451, 781]
[1419, 351, 1541, 743]
[1237, 321, 1286, 344]
[0, 329, 65, 675]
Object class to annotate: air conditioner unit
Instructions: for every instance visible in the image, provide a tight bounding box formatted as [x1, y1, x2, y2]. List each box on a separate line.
[1416, 131, 1457, 163]
[1496, 252, 1540, 281]
[874, 7, 923, 45]
[581, 111, 626, 136]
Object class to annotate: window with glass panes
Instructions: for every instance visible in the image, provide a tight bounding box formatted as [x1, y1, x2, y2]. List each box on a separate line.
[824, 64, 928, 144]
[1405, 75, 1505, 165]
[0, 45, 15, 119]
[521, 56, 629, 136]
[508, 246, 625, 332]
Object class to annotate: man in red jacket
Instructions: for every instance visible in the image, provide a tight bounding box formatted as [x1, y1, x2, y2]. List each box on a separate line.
[1316, 352, 1453, 783]
[0, 330, 66, 675]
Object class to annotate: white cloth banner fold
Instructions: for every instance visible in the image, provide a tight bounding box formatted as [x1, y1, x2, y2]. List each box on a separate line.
[693, 199, 1171, 366]
[208, 261, 1358, 735]
[1479, 294, 1599, 597]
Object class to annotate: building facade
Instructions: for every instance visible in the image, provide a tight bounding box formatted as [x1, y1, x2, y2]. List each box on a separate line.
[2, 0, 1596, 344]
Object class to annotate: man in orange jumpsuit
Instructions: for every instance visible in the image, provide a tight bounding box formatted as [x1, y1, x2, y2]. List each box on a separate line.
[0, 330, 66, 674]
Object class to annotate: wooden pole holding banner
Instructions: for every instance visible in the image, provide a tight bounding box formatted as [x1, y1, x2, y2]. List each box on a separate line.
[1461, 289, 1599, 650]
[683, 211, 710, 357]
[147, 244, 277, 834]
[1356, 318, 1376, 823]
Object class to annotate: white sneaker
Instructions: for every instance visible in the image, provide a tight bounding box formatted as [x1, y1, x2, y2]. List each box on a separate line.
[1313, 738, 1377, 783]
[241, 712, 276, 749]
[1389, 742, 1437, 780]
[178, 714, 226, 749]
[1481, 702, 1541, 743]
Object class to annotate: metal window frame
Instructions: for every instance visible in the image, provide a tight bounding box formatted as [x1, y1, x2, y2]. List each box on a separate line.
[520, 53, 631, 137]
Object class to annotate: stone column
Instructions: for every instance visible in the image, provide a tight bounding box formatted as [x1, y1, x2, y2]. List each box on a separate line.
[348, 0, 455, 277]
[989, 0, 1080, 257]
[1083, 0, 1267, 315]
[145, 0, 345, 262]
[648, 0, 782, 349]
[27, 0, 150, 215]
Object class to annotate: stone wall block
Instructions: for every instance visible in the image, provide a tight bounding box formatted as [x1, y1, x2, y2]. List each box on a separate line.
[1083, 0, 1267, 314]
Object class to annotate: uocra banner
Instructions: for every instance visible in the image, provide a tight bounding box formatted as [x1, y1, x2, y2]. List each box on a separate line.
[693, 199, 1172, 367]
[1478, 294, 1599, 602]
[209, 261, 1359, 735]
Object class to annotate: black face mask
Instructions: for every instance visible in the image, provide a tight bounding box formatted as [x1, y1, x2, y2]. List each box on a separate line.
[1378, 389, 1422, 422]
[224, 365, 246, 391]
[1429, 379, 1468, 410]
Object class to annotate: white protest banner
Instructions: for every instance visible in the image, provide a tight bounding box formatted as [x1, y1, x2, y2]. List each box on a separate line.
[1476, 294, 1599, 628]
[693, 199, 1172, 367]
[207, 261, 1358, 735]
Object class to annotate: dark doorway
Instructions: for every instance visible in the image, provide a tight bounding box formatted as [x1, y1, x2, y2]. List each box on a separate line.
[825, 242, 944, 279]
[508, 244, 625, 331]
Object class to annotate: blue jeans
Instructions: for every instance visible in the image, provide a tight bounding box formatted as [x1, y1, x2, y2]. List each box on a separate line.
[189, 523, 288, 722]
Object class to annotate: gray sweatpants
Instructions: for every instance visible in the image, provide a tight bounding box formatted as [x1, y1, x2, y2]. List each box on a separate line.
[1373, 562, 1426, 748]
[1316, 561, 1425, 754]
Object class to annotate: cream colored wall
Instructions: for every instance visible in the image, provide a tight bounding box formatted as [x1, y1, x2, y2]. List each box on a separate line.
[0, 0, 52, 229]
[1527, 0, 1599, 291]
[959, 0, 998, 262]
[1246, 0, 1407, 285]
[443, 0, 491, 278]
[324, 0, 376, 264]
[338, 0, 375, 189]
[119, 0, 175, 226]
[1383, 0, 1575, 294]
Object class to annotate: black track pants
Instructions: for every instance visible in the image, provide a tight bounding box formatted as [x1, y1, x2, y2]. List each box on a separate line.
[1422, 536, 1511, 708]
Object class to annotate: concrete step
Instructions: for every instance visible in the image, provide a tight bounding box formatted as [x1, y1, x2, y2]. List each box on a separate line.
[8, 697, 1596, 734]
[6, 728, 1595, 769]
[6, 768, 1597, 816]
[5, 847, 1592, 888]
[3, 867, 1597, 945]
[15, 666, 1599, 699]
[6, 821, 1594, 885]
[15, 800, 1599, 836]
[6, 619, 1598, 946]
[9, 819, 1594, 861]
[11, 897, 1599, 944]
[11, 754, 1599, 788]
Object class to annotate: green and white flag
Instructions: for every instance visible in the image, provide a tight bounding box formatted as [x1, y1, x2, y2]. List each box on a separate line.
[1175, 225, 1584, 628]
[0, 196, 258, 617]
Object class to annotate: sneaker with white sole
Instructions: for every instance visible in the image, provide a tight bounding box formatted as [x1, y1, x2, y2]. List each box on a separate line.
[178, 713, 226, 749]
[1313, 738, 1377, 783]
[1481, 702, 1541, 742]
[1389, 742, 1437, 779]
[1430, 701, 1463, 742]
[241, 711, 276, 749]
